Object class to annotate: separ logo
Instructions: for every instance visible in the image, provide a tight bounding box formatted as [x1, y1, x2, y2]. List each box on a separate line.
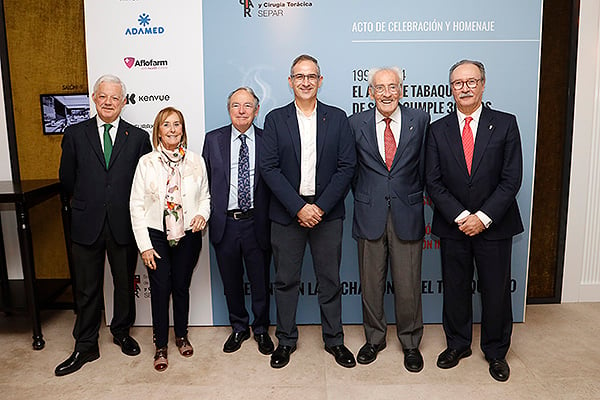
[124, 57, 135, 69]
[240, 0, 254, 17]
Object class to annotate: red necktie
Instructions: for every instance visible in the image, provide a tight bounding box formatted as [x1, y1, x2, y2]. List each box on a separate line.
[462, 116, 474, 175]
[384, 117, 396, 170]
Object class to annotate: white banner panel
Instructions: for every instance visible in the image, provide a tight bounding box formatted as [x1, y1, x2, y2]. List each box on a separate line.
[83, 0, 211, 325]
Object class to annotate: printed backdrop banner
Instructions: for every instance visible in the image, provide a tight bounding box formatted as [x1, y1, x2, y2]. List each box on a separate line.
[85, 0, 542, 326]
[84, 0, 212, 325]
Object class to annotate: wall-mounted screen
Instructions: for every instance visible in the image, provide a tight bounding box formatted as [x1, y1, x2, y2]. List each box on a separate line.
[40, 93, 90, 134]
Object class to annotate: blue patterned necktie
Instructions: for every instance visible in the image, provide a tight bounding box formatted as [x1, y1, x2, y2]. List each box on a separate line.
[103, 123, 113, 169]
[238, 134, 251, 212]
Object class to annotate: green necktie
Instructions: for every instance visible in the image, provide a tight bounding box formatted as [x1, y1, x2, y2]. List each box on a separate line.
[103, 123, 113, 169]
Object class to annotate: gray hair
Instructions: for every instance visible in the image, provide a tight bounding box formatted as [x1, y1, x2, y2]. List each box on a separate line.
[290, 54, 321, 77]
[367, 66, 404, 87]
[226, 87, 260, 110]
[92, 74, 127, 99]
[449, 60, 486, 83]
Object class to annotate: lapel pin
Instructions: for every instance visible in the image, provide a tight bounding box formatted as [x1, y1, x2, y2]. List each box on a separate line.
[409, 126, 413, 131]
[489, 125, 493, 130]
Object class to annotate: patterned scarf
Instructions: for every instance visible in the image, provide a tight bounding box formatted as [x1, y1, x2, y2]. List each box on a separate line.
[158, 142, 186, 246]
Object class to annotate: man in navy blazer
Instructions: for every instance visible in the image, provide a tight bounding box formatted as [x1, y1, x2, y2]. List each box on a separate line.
[202, 87, 274, 356]
[425, 60, 524, 382]
[349, 66, 429, 372]
[260, 54, 357, 369]
[56, 75, 152, 376]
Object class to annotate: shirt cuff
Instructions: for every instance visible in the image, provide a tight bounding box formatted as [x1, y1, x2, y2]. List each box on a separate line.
[454, 210, 470, 223]
[475, 211, 492, 228]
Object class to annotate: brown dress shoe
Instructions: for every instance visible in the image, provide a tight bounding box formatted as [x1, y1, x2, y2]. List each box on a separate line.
[154, 347, 168, 372]
[176, 336, 194, 357]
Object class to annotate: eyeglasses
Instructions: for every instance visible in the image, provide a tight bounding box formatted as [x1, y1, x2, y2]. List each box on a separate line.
[230, 102, 256, 111]
[372, 84, 400, 95]
[291, 73, 320, 83]
[451, 78, 482, 90]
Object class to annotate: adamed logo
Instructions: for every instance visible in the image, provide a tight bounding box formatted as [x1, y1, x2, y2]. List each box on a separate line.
[123, 56, 169, 70]
[239, 0, 254, 17]
[124, 13, 165, 36]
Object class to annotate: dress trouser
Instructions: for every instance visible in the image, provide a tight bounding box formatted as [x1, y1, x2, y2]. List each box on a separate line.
[213, 216, 270, 334]
[147, 228, 202, 348]
[440, 236, 513, 360]
[271, 218, 344, 347]
[357, 212, 423, 350]
[71, 220, 138, 352]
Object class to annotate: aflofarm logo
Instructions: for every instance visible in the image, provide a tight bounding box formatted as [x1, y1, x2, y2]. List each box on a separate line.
[123, 57, 168, 70]
[125, 13, 165, 36]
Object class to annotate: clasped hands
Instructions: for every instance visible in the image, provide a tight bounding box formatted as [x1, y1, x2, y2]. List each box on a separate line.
[297, 203, 324, 228]
[457, 214, 485, 236]
[141, 214, 207, 270]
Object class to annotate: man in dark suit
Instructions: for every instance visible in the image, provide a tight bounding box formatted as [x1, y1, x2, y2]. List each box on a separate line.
[56, 74, 152, 376]
[202, 87, 274, 356]
[260, 54, 356, 369]
[349, 66, 429, 372]
[425, 60, 524, 382]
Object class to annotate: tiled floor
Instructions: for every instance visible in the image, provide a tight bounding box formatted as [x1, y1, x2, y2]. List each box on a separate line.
[1, 303, 599, 399]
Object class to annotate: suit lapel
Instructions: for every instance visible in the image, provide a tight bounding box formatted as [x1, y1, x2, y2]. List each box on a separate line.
[218, 126, 232, 190]
[316, 102, 328, 167]
[285, 102, 302, 165]
[108, 121, 130, 170]
[444, 112, 470, 178]
[471, 107, 494, 177]
[85, 117, 106, 168]
[391, 107, 413, 170]
[360, 110, 384, 167]
[254, 127, 262, 191]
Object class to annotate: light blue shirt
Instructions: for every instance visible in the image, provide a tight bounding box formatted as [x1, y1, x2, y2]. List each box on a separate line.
[228, 125, 256, 210]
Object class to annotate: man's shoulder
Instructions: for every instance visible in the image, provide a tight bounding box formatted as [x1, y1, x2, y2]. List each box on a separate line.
[430, 112, 455, 128]
[318, 101, 347, 118]
[400, 104, 430, 121]
[119, 119, 148, 137]
[63, 117, 95, 135]
[205, 124, 230, 139]
[483, 106, 516, 122]
[265, 102, 294, 119]
[349, 108, 373, 124]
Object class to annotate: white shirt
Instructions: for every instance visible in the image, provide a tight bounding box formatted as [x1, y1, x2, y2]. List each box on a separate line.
[454, 105, 492, 228]
[97, 116, 120, 148]
[375, 107, 402, 163]
[295, 102, 317, 196]
[228, 125, 256, 210]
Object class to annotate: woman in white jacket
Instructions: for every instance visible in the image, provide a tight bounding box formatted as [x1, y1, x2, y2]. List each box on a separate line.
[130, 106, 210, 371]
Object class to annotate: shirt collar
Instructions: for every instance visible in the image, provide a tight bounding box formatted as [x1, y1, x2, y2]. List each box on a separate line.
[97, 116, 120, 130]
[232, 124, 255, 142]
[375, 106, 401, 124]
[294, 101, 317, 119]
[457, 104, 483, 124]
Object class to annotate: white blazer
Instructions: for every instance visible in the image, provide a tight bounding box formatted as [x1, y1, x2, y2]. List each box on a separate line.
[130, 149, 211, 252]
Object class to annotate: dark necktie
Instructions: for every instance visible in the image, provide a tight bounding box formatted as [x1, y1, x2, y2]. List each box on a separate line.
[462, 116, 474, 175]
[238, 134, 251, 212]
[103, 123, 113, 169]
[384, 117, 396, 170]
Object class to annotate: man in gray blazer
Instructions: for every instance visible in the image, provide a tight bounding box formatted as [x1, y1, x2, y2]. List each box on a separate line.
[349, 66, 429, 372]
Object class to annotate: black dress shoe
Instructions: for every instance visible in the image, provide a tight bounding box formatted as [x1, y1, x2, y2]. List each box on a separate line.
[357, 342, 386, 365]
[403, 348, 424, 373]
[436, 347, 472, 369]
[223, 330, 250, 353]
[254, 332, 275, 355]
[55, 349, 100, 376]
[270, 344, 296, 368]
[488, 358, 510, 382]
[113, 335, 141, 356]
[325, 344, 356, 368]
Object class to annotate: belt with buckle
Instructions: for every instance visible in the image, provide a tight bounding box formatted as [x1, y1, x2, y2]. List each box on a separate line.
[226, 209, 254, 220]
